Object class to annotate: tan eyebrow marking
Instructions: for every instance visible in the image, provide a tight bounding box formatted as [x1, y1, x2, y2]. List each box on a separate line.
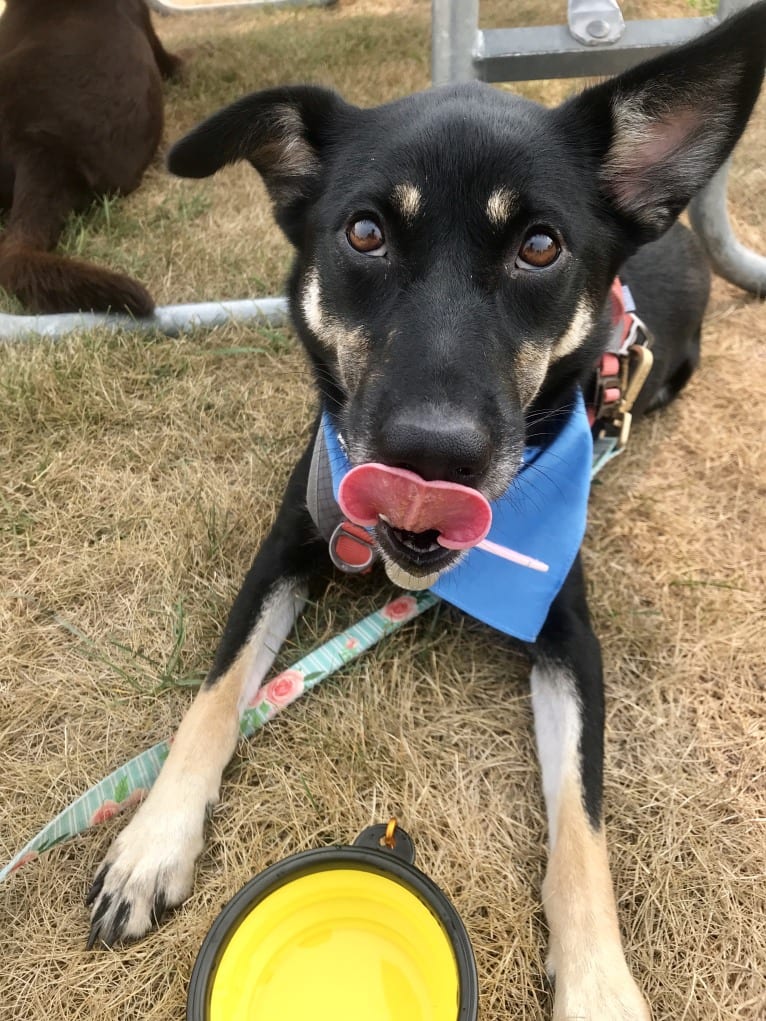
[486, 186, 519, 227]
[391, 183, 422, 222]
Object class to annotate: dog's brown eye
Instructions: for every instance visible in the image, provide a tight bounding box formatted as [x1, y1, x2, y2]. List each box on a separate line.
[517, 231, 560, 269]
[347, 218, 386, 256]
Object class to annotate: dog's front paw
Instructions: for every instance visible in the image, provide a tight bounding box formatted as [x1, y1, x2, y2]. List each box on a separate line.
[551, 959, 650, 1021]
[86, 799, 204, 948]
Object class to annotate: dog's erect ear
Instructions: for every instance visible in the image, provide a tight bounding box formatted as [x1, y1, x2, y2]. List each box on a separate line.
[562, 2, 766, 239]
[168, 85, 355, 217]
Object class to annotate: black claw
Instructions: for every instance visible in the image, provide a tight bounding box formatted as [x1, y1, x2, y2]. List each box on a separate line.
[86, 920, 102, 951]
[90, 890, 112, 927]
[152, 890, 168, 926]
[86, 865, 108, 907]
[107, 900, 130, 944]
[87, 893, 129, 951]
[85, 872, 171, 950]
[86, 891, 112, 949]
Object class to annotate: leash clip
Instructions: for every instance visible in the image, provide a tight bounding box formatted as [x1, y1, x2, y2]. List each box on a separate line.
[591, 294, 654, 449]
[613, 338, 654, 449]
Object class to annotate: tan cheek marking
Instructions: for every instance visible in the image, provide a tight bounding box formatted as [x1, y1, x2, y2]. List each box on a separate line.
[551, 299, 594, 361]
[300, 268, 370, 392]
[515, 341, 550, 407]
[335, 330, 372, 393]
[301, 268, 323, 337]
[391, 183, 422, 222]
[486, 186, 519, 228]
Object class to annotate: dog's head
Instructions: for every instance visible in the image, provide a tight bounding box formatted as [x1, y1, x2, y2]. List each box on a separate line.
[170, 4, 764, 586]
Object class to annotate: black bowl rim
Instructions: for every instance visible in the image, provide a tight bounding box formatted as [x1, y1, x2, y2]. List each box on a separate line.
[187, 844, 478, 1021]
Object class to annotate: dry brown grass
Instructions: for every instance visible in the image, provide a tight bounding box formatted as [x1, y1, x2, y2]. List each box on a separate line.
[1, 1, 765, 1019]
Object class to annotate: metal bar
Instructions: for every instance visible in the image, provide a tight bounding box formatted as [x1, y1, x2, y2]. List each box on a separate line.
[0, 296, 290, 342]
[146, 0, 333, 15]
[688, 159, 766, 298]
[475, 16, 714, 82]
[717, 0, 758, 15]
[431, 0, 479, 86]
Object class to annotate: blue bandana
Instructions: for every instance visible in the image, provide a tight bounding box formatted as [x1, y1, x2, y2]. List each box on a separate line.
[321, 391, 593, 643]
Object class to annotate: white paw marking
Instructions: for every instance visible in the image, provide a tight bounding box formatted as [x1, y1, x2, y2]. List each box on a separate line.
[88, 789, 206, 945]
[550, 953, 651, 1020]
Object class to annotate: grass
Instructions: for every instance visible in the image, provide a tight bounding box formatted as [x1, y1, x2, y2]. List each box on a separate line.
[1, 1, 765, 1019]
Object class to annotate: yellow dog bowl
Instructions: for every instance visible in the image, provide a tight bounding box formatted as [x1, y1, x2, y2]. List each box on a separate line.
[187, 824, 478, 1021]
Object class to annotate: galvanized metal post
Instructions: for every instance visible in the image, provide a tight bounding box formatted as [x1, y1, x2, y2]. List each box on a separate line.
[0, 297, 290, 343]
[689, 159, 766, 297]
[689, 0, 766, 297]
[431, 0, 479, 85]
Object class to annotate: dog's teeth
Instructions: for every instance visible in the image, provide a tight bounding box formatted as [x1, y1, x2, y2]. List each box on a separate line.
[379, 514, 390, 525]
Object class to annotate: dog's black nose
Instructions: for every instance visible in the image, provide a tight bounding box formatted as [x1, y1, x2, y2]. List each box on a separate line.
[377, 410, 492, 485]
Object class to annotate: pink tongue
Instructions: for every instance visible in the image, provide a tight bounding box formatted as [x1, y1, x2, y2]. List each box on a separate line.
[338, 463, 492, 551]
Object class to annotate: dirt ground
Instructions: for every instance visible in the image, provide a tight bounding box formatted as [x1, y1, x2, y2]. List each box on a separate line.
[1, 1, 764, 1019]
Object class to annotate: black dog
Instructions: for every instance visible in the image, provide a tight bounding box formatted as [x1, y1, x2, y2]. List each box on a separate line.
[87, 6, 765, 1017]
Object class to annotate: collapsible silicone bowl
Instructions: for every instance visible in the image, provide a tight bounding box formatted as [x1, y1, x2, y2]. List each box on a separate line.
[187, 823, 478, 1021]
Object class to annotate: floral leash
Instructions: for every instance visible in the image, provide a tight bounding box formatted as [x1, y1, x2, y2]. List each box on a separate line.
[0, 591, 438, 880]
[1, 438, 620, 882]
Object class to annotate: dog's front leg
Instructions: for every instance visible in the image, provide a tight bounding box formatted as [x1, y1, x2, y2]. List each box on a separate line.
[530, 556, 650, 1020]
[86, 436, 329, 947]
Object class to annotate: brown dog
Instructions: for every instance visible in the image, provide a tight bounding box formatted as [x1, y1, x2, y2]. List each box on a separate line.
[0, 0, 180, 316]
